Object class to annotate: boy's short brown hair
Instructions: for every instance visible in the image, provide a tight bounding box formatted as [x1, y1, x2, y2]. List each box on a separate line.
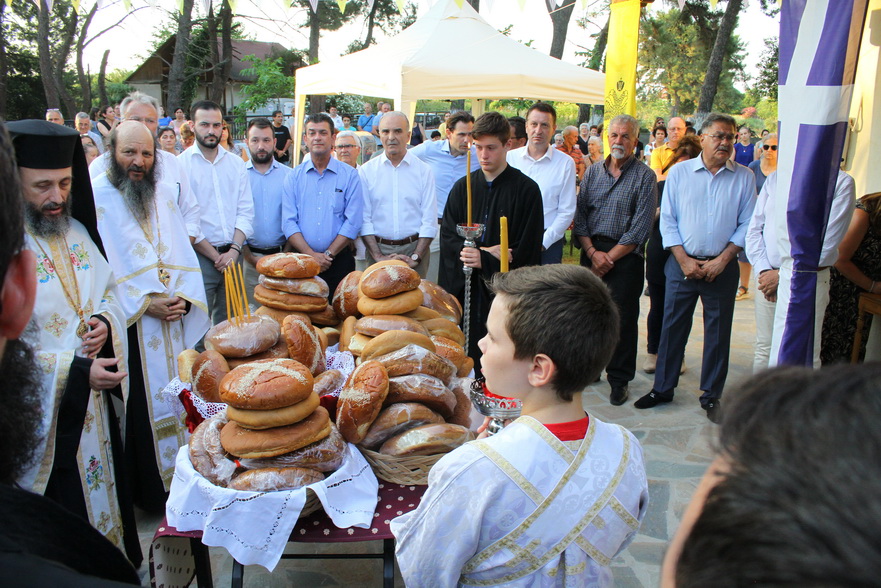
[488, 265, 619, 401]
[472, 112, 510, 145]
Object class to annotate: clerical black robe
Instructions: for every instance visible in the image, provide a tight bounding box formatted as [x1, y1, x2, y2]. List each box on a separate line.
[439, 164, 544, 366]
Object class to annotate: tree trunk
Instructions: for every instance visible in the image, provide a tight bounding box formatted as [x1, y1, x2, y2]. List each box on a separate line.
[308, 3, 325, 114]
[697, 0, 742, 113]
[53, 8, 78, 117]
[546, 0, 575, 60]
[0, 3, 8, 119]
[76, 3, 98, 112]
[450, 99, 465, 112]
[37, 2, 60, 109]
[582, 14, 609, 124]
[362, 0, 380, 48]
[209, 0, 233, 107]
[98, 49, 109, 107]
[166, 0, 194, 114]
[466, 0, 479, 10]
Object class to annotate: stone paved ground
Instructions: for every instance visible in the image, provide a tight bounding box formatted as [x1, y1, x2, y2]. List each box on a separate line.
[136, 291, 758, 587]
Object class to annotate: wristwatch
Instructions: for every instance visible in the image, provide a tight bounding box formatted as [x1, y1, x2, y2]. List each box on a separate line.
[324, 249, 334, 260]
[410, 253, 421, 263]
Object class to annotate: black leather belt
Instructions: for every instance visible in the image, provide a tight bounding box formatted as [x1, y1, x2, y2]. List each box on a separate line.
[376, 234, 418, 246]
[689, 255, 718, 261]
[249, 245, 282, 255]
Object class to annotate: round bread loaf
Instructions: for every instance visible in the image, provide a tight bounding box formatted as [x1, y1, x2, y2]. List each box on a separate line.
[192, 350, 230, 403]
[347, 333, 372, 357]
[258, 275, 329, 298]
[360, 262, 421, 299]
[373, 344, 457, 385]
[219, 358, 314, 410]
[422, 318, 466, 347]
[238, 423, 347, 473]
[221, 406, 332, 458]
[354, 315, 429, 338]
[357, 288, 423, 316]
[448, 377, 475, 428]
[385, 374, 456, 417]
[361, 330, 436, 361]
[226, 338, 289, 369]
[379, 423, 475, 456]
[336, 360, 389, 444]
[204, 315, 280, 358]
[338, 316, 357, 352]
[429, 335, 468, 371]
[255, 284, 329, 313]
[418, 280, 463, 323]
[226, 392, 320, 430]
[332, 270, 362, 319]
[360, 402, 445, 450]
[281, 314, 326, 375]
[228, 466, 325, 492]
[306, 304, 339, 327]
[321, 327, 340, 347]
[254, 306, 308, 327]
[401, 306, 441, 322]
[458, 356, 475, 377]
[313, 369, 346, 397]
[314, 326, 328, 352]
[189, 414, 236, 487]
[177, 349, 200, 383]
[256, 252, 321, 278]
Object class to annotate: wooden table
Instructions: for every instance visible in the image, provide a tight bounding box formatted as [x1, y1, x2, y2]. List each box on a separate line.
[151, 483, 425, 588]
[851, 292, 881, 363]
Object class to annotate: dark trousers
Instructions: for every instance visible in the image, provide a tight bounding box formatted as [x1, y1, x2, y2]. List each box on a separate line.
[582, 241, 645, 387]
[653, 255, 739, 404]
[319, 247, 355, 303]
[541, 237, 565, 265]
[645, 228, 670, 355]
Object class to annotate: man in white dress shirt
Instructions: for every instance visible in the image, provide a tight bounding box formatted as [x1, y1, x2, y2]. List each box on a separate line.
[745, 169, 854, 370]
[178, 100, 254, 324]
[358, 112, 436, 277]
[506, 102, 576, 265]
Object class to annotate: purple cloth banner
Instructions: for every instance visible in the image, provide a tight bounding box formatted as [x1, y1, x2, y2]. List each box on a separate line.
[776, 0, 867, 366]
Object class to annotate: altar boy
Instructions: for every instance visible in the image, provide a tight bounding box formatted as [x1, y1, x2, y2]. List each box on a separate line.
[391, 264, 649, 587]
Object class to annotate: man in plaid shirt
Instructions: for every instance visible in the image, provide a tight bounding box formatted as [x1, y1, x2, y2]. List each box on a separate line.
[574, 114, 657, 406]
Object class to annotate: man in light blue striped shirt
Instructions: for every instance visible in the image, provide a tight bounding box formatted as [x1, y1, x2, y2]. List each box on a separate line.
[634, 113, 756, 424]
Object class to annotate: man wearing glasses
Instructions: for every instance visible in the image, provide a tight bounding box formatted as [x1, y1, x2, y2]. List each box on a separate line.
[634, 113, 756, 424]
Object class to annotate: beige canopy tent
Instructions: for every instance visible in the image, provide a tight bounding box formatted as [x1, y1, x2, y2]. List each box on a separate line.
[292, 0, 605, 153]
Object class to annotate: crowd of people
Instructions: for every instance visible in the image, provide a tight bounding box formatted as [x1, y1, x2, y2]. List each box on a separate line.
[10, 91, 878, 585]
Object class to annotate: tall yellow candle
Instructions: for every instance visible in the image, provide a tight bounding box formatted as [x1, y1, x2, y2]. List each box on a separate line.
[500, 216, 509, 273]
[466, 147, 473, 226]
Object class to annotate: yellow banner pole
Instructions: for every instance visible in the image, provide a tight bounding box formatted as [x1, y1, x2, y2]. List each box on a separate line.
[603, 0, 641, 153]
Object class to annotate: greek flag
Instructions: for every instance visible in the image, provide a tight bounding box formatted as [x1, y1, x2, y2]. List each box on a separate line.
[772, 0, 868, 366]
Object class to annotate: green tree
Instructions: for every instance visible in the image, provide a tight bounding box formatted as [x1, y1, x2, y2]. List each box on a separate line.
[233, 56, 297, 117]
[754, 36, 778, 101]
[347, 0, 417, 54]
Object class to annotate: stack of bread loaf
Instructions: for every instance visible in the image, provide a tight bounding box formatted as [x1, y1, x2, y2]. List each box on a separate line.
[187, 357, 348, 492]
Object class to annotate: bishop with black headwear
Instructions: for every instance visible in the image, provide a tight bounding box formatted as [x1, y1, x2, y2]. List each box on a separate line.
[8, 119, 142, 567]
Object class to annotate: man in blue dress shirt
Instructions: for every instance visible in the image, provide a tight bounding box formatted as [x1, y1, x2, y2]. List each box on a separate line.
[634, 113, 756, 424]
[282, 113, 363, 300]
[243, 117, 291, 306]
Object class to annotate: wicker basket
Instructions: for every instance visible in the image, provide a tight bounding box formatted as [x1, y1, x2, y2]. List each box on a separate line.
[300, 487, 322, 517]
[359, 447, 444, 485]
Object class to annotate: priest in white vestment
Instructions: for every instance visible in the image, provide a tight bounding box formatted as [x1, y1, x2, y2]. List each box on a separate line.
[8, 119, 142, 566]
[94, 121, 210, 511]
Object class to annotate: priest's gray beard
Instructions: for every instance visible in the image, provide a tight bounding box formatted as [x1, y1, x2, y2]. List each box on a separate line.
[107, 154, 159, 222]
[25, 197, 71, 239]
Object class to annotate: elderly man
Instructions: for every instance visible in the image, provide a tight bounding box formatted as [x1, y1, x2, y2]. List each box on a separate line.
[94, 121, 211, 511]
[75, 111, 103, 152]
[411, 111, 480, 282]
[506, 103, 576, 265]
[651, 116, 686, 181]
[179, 100, 254, 324]
[359, 112, 436, 277]
[243, 117, 292, 306]
[8, 120, 141, 565]
[558, 125, 586, 180]
[283, 113, 363, 299]
[45, 108, 64, 125]
[89, 91, 201, 243]
[635, 113, 756, 423]
[574, 114, 657, 406]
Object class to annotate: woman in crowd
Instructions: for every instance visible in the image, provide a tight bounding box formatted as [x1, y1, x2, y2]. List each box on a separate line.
[179, 122, 195, 151]
[96, 105, 116, 138]
[171, 107, 187, 136]
[158, 126, 180, 155]
[587, 136, 604, 165]
[645, 126, 666, 160]
[220, 121, 249, 162]
[732, 125, 756, 166]
[821, 191, 881, 363]
[748, 133, 777, 194]
[643, 135, 702, 374]
[80, 135, 100, 166]
[553, 133, 564, 148]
